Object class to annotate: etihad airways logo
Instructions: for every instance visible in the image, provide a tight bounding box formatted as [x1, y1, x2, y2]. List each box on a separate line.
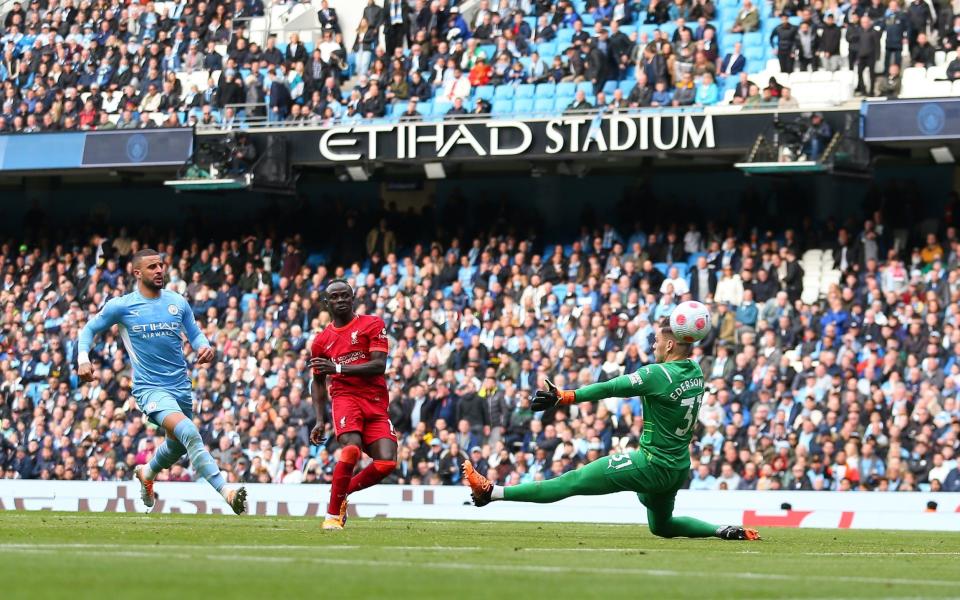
[131, 322, 181, 338]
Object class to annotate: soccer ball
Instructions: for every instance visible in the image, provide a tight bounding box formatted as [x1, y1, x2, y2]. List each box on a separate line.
[669, 301, 711, 343]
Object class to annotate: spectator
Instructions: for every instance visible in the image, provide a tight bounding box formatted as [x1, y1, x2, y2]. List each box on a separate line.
[731, 0, 760, 33]
[672, 71, 696, 105]
[720, 42, 746, 77]
[909, 32, 935, 68]
[855, 16, 881, 95]
[771, 13, 799, 73]
[695, 71, 720, 105]
[778, 86, 799, 108]
[796, 21, 819, 71]
[566, 89, 593, 111]
[818, 13, 843, 71]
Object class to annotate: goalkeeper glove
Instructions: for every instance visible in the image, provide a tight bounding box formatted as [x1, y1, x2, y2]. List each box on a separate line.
[532, 379, 576, 411]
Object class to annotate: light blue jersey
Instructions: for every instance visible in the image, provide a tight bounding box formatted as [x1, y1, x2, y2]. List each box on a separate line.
[78, 289, 209, 395]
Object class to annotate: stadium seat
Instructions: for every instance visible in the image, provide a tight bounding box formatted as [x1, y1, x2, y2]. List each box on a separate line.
[745, 46, 764, 61]
[536, 42, 557, 57]
[576, 81, 594, 95]
[557, 29, 575, 44]
[492, 99, 514, 114]
[789, 71, 812, 84]
[534, 97, 555, 112]
[513, 98, 534, 113]
[432, 101, 451, 115]
[603, 80, 619, 95]
[495, 85, 515, 99]
[478, 44, 496, 59]
[654, 262, 669, 277]
[535, 82, 556, 97]
[619, 79, 637, 93]
[927, 65, 948, 80]
[515, 84, 535, 98]
[554, 96, 574, 111]
[744, 32, 763, 47]
[475, 85, 495, 101]
[556, 81, 577, 96]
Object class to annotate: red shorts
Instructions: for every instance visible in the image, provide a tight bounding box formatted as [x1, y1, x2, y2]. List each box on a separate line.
[331, 395, 397, 447]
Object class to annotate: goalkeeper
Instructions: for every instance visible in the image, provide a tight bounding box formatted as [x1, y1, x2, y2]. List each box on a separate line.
[462, 319, 760, 541]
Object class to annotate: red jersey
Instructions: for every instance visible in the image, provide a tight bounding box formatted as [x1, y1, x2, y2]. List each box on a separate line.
[310, 314, 389, 403]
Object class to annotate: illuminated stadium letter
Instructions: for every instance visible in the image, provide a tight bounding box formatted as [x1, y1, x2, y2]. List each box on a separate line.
[567, 118, 589, 152]
[358, 124, 395, 159]
[488, 121, 532, 156]
[582, 121, 608, 152]
[638, 116, 649, 150]
[319, 127, 361, 161]
[438, 125, 487, 157]
[410, 124, 444, 158]
[681, 116, 715, 149]
[609, 116, 636, 152]
[545, 119, 564, 154]
[397, 124, 406, 159]
[652, 115, 680, 150]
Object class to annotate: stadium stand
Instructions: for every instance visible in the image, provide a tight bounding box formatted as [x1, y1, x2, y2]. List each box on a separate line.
[0, 0, 957, 132]
[2, 200, 960, 494]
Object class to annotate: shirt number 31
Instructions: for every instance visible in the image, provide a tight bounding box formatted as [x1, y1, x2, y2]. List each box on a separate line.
[675, 393, 704, 436]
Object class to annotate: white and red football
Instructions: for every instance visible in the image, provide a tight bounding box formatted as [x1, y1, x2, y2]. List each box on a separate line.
[669, 301, 712, 343]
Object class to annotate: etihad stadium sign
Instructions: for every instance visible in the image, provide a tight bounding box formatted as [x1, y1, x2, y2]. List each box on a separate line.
[208, 109, 859, 166]
[314, 114, 716, 161]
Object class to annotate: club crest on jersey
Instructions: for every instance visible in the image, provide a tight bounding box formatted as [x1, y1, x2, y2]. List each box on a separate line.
[167, 304, 179, 316]
[351, 331, 358, 345]
[339, 416, 346, 428]
[147, 401, 158, 412]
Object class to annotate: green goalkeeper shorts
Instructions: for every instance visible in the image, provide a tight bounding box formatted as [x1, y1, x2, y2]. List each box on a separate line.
[604, 450, 689, 512]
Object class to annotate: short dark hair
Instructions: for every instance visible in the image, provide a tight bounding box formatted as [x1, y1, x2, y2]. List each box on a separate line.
[658, 318, 692, 347]
[132, 248, 160, 268]
[325, 277, 352, 292]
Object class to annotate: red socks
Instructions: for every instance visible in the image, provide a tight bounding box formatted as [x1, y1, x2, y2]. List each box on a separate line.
[347, 460, 397, 495]
[327, 445, 360, 516]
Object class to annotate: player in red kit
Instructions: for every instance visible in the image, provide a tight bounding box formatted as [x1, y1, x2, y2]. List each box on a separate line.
[309, 279, 397, 530]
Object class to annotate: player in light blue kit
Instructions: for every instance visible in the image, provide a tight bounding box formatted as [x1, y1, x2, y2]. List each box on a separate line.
[78, 249, 247, 514]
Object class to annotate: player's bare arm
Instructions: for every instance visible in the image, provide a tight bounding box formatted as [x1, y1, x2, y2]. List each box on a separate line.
[310, 369, 328, 445]
[308, 351, 387, 377]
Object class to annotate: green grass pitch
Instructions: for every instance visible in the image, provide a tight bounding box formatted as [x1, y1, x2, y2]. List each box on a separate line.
[1, 512, 959, 599]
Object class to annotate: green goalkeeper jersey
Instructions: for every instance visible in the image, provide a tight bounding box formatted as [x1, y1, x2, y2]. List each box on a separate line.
[572, 359, 705, 470]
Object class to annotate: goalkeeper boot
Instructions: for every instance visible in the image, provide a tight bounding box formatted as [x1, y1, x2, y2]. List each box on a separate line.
[134, 465, 155, 509]
[717, 526, 761, 541]
[461, 462, 494, 507]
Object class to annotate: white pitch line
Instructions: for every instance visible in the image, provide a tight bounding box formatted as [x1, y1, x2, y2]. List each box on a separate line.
[1, 543, 959, 557]
[1, 546, 957, 589]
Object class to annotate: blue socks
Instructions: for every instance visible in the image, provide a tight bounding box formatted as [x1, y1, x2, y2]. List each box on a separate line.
[173, 419, 226, 493]
[147, 438, 187, 477]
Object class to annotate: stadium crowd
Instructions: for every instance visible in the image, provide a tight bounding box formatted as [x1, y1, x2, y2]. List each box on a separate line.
[0, 0, 958, 132]
[1, 197, 960, 495]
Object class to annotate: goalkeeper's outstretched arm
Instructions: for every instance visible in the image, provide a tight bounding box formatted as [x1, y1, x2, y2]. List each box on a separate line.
[532, 371, 650, 410]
